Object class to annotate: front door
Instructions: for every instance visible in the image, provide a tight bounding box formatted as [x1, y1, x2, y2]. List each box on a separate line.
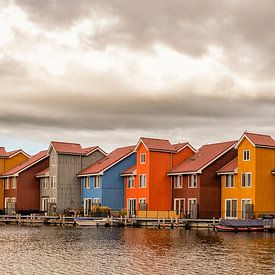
[174, 199, 185, 217]
[128, 199, 136, 217]
[84, 198, 92, 216]
[242, 199, 252, 219]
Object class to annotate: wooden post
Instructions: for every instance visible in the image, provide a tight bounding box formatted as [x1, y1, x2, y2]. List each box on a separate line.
[110, 216, 113, 227]
[124, 216, 127, 227]
[175, 217, 178, 228]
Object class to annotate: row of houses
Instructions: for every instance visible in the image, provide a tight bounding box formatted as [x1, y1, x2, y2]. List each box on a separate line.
[0, 131, 275, 219]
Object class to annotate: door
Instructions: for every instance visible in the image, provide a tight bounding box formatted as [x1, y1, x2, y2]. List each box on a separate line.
[128, 199, 136, 217]
[188, 198, 197, 219]
[174, 199, 185, 217]
[84, 198, 92, 216]
[242, 199, 252, 219]
[42, 197, 49, 212]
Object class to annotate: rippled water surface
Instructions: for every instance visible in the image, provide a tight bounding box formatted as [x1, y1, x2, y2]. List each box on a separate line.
[0, 225, 274, 274]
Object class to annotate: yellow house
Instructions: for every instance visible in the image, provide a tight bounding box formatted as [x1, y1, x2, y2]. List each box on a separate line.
[0, 147, 30, 211]
[218, 132, 275, 219]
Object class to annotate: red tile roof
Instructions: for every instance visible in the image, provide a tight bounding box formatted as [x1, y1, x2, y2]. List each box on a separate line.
[36, 167, 49, 177]
[1, 150, 48, 177]
[169, 140, 237, 174]
[121, 165, 137, 176]
[0, 148, 29, 158]
[6, 149, 23, 157]
[217, 157, 238, 174]
[0, 147, 7, 157]
[78, 145, 135, 176]
[245, 132, 275, 148]
[50, 142, 105, 156]
[173, 143, 188, 151]
[137, 137, 176, 152]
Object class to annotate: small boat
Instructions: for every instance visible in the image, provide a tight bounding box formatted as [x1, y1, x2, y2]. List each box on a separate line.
[216, 219, 264, 232]
[74, 217, 109, 227]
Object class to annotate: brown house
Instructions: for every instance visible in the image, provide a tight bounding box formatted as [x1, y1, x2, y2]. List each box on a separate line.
[167, 141, 237, 219]
[1, 150, 49, 214]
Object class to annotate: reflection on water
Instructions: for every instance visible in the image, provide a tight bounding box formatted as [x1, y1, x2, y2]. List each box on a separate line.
[0, 225, 274, 274]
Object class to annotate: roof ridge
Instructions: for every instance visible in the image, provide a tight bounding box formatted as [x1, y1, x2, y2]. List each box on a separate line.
[51, 141, 81, 145]
[202, 140, 237, 146]
[245, 132, 273, 138]
[140, 137, 170, 142]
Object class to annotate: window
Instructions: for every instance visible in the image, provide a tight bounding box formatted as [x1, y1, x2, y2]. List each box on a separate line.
[225, 174, 234, 188]
[93, 198, 100, 206]
[4, 178, 10, 189]
[188, 198, 197, 218]
[84, 177, 90, 189]
[225, 199, 237, 218]
[128, 176, 134, 188]
[84, 198, 92, 216]
[139, 198, 147, 210]
[94, 176, 100, 188]
[51, 176, 56, 188]
[242, 199, 252, 219]
[242, 173, 252, 187]
[188, 175, 197, 188]
[50, 198, 56, 204]
[174, 198, 185, 215]
[10, 177, 17, 189]
[42, 178, 49, 189]
[174, 176, 182, 188]
[139, 174, 146, 188]
[140, 153, 146, 164]
[41, 197, 49, 211]
[243, 150, 250, 161]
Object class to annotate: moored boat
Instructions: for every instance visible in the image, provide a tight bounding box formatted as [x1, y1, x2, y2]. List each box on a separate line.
[216, 219, 264, 232]
[74, 217, 109, 227]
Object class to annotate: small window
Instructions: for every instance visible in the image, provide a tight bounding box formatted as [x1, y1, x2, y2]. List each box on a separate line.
[242, 173, 252, 187]
[140, 153, 146, 164]
[139, 198, 147, 210]
[50, 198, 56, 203]
[11, 177, 17, 189]
[139, 174, 146, 188]
[84, 177, 90, 189]
[94, 176, 100, 188]
[51, 176, 56, 188]
[188, 175, 197, 188]
[93, 198, 100, 206]
[243, 150, 250, 161]
[225, 175, 234, 188]
[128, 176, 134, 188]
[42, 178, 49, 189]
[174, 176, 182, 188]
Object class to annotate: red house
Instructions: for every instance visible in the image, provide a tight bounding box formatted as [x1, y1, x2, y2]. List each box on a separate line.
[122, 137, 195, 216]
[1, 150, 49, 214]
[168, 141, 237, 219]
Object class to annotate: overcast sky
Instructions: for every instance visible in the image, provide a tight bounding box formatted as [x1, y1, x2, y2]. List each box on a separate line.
[1, 0, 275, 154]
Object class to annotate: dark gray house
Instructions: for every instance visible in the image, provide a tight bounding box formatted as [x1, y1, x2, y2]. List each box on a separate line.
[36, 141, 106, 213]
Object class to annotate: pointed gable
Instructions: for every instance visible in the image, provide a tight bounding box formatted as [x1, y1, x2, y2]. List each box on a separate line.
[236, 132, 275, 149]
[135, 137, 175, 153]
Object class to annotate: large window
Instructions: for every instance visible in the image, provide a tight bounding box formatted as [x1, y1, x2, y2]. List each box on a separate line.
[174, 176, 183, 188]
[84, 177, 90, 189]
[225, 199, 237, 218]
[242, 173, 252, 187]
[94, 176, 100, 188]
[188, 175, 197, 188]
[140, 153, 146, 164]
[139, 174, 146, 188]
[243, 150, 250, 161]
[127, 176, 134, 188]
[50, 176, 56, 188]
[225, 174, 234, 188]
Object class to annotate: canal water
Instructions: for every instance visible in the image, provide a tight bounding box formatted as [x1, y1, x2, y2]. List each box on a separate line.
[0, 225, 274, 274]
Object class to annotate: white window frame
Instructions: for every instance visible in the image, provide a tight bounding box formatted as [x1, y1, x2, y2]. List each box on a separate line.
[5, 178, 10, 189]
[188, 198, 197, 214]
[174, 198, 185, 213]
[241, 173, 252, 187]
[84, 177, 90, 189]
[225, 199, 238, 219]
[51, 176, 56, 188]
[243, 150, 250, 161]
[188, 174, 197, 188]
[140, 153, 146, 164]
[225, 174, 234, 188]
[84, 198, 93, 216]
[139, 174, 147, 188]
[127, 176, 134, 188]
[42, 178, 49, 189]
[41, 197, 49, 211]
[241, 198, 252, 219]
[94, 176, 100, 189]
[174, 175, 183, 189]
[10, 177, 17, 189]
[93, 198, 100, 206]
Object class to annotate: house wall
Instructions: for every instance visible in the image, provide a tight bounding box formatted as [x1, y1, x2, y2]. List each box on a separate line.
[82, 176, 102, 206]
[81, 151, 106, 170]
[172, 147, 195, 167]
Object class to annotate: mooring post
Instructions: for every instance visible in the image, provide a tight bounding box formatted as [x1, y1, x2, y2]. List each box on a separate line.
[175, 217, 178, 228]
[213, 217, 216, 231]
[162, 218, 165, 228]
[124, 216, 127, 227]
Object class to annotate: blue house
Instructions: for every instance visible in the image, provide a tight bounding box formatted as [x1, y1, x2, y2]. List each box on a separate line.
[78, 145, 136, 214]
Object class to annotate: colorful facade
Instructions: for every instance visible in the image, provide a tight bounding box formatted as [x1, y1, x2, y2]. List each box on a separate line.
[78, 145, 136, 214]
[123, 138, 195, 216]
[168, 141, 237, 219]
[0, 148, 30, 211]
[1, 151, 48, 214]
[219, 132, 275, 219]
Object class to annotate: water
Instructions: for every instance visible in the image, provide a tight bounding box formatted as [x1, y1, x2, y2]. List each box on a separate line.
[0, 225, 274, 275]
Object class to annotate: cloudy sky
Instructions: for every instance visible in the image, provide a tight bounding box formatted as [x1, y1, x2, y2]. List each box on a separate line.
[1, 0, 275, 154]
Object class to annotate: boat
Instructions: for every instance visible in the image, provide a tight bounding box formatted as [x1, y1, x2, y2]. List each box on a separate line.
[215, 219, 264, 232]
[74, 217, 109, 227]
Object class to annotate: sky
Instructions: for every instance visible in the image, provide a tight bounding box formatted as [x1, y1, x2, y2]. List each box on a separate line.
[1, 0, 275, 154]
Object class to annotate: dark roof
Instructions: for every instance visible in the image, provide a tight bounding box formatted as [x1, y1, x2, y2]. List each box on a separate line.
[217, 157, 238, 174]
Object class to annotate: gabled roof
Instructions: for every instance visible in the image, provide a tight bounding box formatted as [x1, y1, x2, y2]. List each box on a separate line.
[172, 142, 197, 153]
[217, 157, 238, 175]
[235, 132, 275, 149]
[121, 165, 137, 177]
[36, 167, 49, 178]
[49, 141, 106, 156]
[168, 140, 237, 175]
[0, 147, 30, 159]
[135, 137, 176, 153]
[78, 145, 135, 176]
[1, 150, 48, 177]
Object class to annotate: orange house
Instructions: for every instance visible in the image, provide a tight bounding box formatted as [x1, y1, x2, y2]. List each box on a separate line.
[122, 137, 195, 216]
[0, 147, 30, 211]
